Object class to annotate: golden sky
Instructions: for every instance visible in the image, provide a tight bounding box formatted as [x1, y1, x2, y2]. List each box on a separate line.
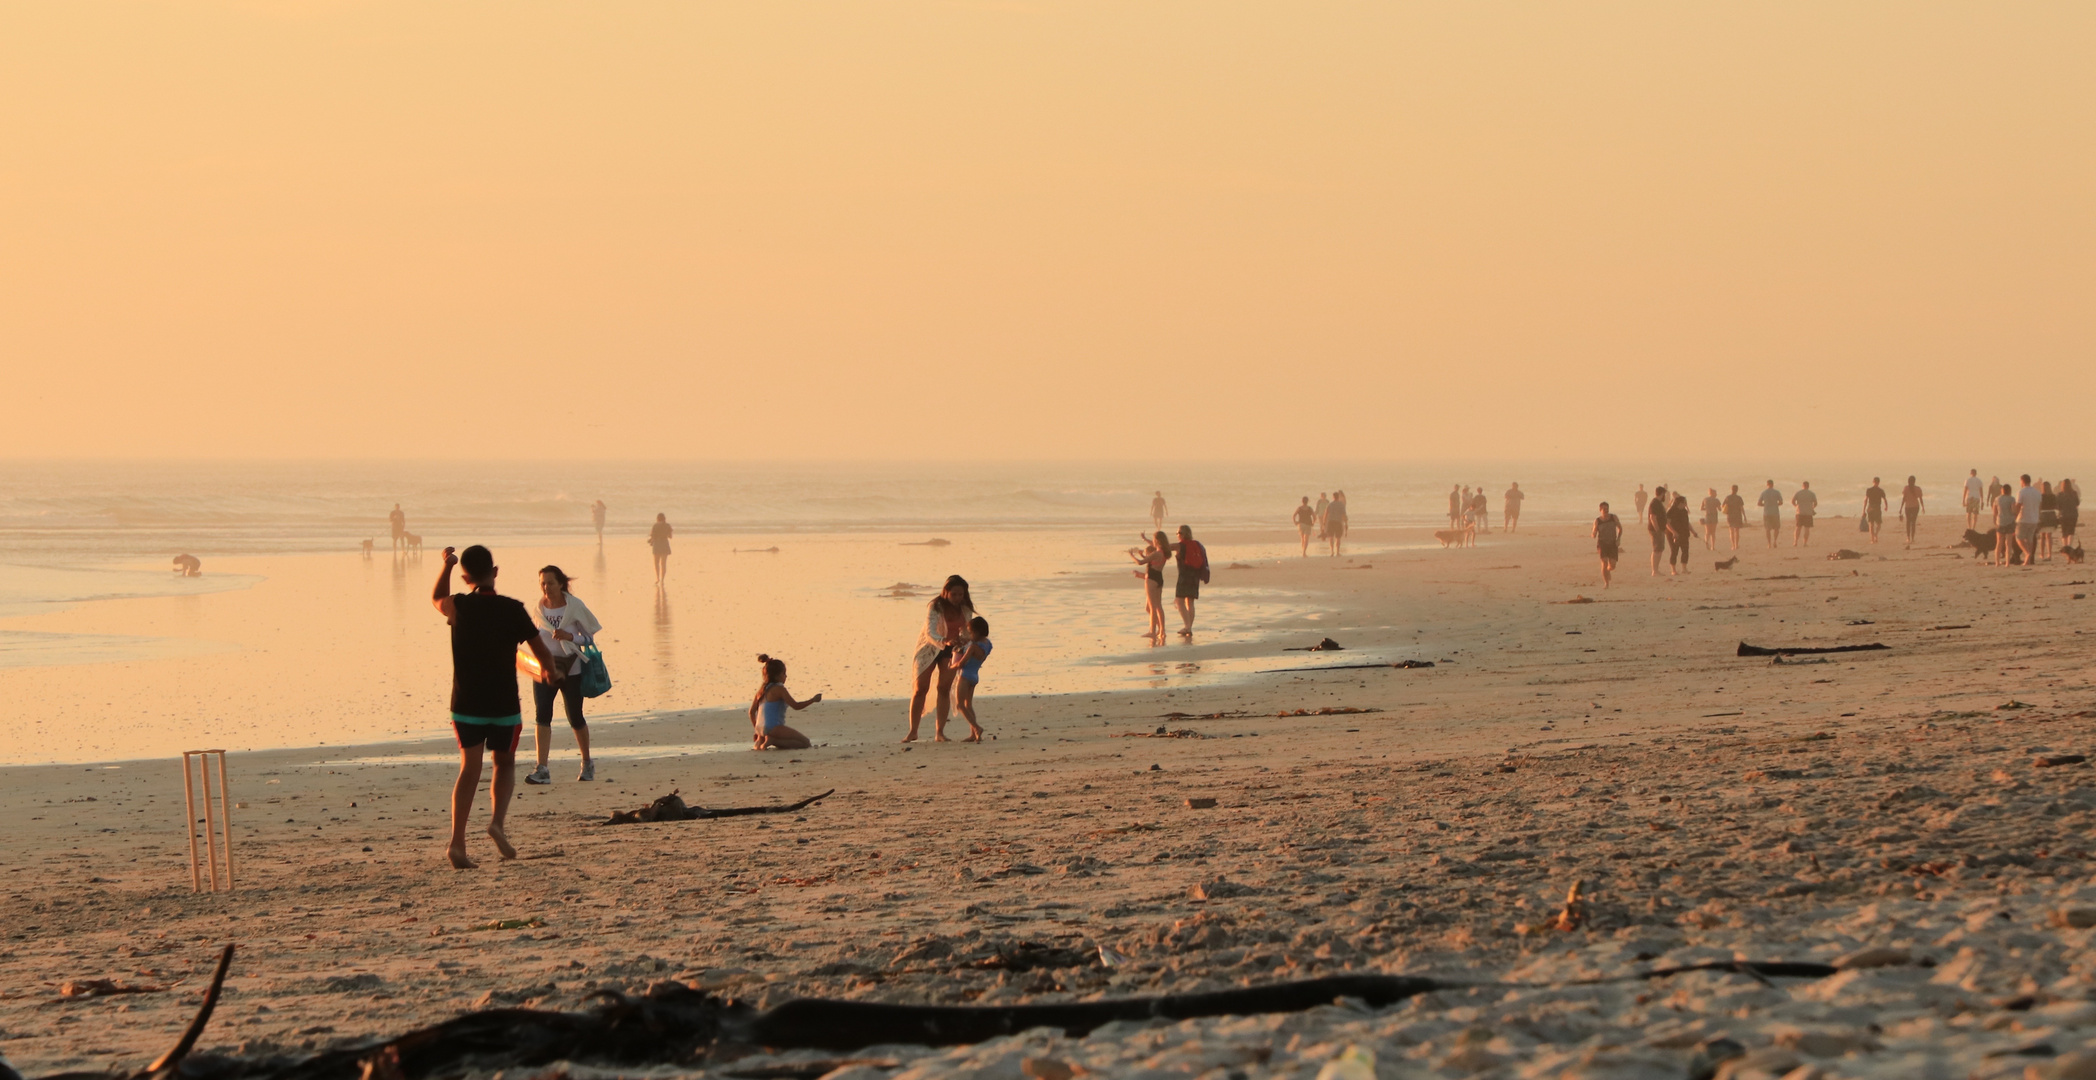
[4, 2, 2091, 460]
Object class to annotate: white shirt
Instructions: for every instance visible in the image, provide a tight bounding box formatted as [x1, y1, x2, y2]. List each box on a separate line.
[2018, 485, 2044, 523]
[1964, 476, 1986, 503]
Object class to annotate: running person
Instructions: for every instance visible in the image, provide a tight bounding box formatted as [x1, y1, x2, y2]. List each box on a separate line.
[1722, 485, 1747, 550]
[432, 545, 560, 870]
[1292, 497, 1317, 556]
[1593, 502, 1623, 588]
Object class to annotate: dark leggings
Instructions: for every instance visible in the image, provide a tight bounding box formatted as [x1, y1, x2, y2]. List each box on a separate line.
[534, 677, 586, 728]
[1667, 532, 1690, 565]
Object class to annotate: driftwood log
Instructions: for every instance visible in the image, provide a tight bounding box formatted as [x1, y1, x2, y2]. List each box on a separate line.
[1735, 642, 1890, 657]
[34, 948, 1840, 1080]
[605, 789, 834, 825]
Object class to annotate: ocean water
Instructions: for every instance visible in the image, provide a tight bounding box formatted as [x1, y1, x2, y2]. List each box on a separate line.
[0, 458, 2074, 764]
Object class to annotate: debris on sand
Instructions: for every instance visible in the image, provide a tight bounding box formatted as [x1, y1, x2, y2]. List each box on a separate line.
[1736, 641, 1890, 657]
[604, 789, 834, 825]
[1112, 728, 1207, 739]
[1557, 596, 1597, 604]
[1829, 549, 1865, 560]
[1283, 637, 1346, 652]
[56, 978, 166, 999]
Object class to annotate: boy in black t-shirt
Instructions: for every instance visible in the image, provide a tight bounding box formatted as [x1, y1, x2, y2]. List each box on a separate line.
[433, 545, 561, 869]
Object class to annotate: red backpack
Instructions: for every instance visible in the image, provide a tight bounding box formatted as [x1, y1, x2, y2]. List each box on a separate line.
[1184, 540, 1210, 583]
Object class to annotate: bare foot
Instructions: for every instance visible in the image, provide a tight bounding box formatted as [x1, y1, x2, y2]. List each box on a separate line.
[446, 844, 477, 870]
[901, 731, 919, 743]
[964, 727, 983, 743]
[933, 732, 951, 742]
[487, 823, 517, 860]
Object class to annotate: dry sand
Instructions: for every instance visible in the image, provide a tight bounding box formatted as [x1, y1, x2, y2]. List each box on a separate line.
[5, 515, 2094, 1079]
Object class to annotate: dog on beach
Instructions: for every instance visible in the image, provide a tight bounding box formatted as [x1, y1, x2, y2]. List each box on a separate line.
[1714, 556, 1739, 570]
[403, 532, 423, 554]
[1434, 530, 1464, 548]
[2068, 543, 2086, 565]
[1963, 529, 2000, 559]
[360, 539, 375, 555]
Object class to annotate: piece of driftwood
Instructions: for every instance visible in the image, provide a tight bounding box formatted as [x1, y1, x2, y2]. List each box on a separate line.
[1282, 637, 1345, 652]
[605, 790, 834, 826]
[1255, 660, 1434, 674]
[41, 949, 1844, 1080]
[1736, 642, 1890, 657]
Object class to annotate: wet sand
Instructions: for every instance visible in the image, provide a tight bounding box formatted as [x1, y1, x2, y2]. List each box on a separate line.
[5, 514, 2093, 1079]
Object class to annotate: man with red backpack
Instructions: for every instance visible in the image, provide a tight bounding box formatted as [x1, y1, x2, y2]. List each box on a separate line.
[1171, 525, 1210, 638]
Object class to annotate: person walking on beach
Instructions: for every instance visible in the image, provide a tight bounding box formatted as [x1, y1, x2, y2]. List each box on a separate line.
[647, 513, 673, 585]
[2039, 480, 2060, 561]
[1172, 525, 1209, 636]
[1722, 485, 1746, 550]
[1326, 493, 1349, 556]
[1318, 493, 1333, 538]
[1150, 492, 1167, 530]
[1632, 485, 1648, 530]
[950, 617, 992, 742]
[1593, 502, 1623, 588]
[1995, 482, 2022, 565]
[1503, 483, 1524, 532]
[591, 500, 607, 543]
[1700, 488, 1722, 549]
[2017, 475, 2042, 567]
[1757, 481, 1784, 548]
[432, 545, 561, 870]
[1862, 479, 1889, 543]
[1963, 470, 1985, 530]
[2060, 479, 2081, 548]
[524, 565, 601, 786]
[1646, 485, 1670, 576]
[1792, 482, 1818, 547]
[390, 504, 408, 552]
[1900, 476, 1925, 547]
[906, 575, 974, 741]
[750, 654, 819, 750]
[1666, 493, 1694, 575]
[1293, 497, 1317, 556]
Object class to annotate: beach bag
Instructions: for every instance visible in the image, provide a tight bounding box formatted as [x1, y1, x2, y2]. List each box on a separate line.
[1185, 540, 1212, 584]
[579, 645, 612, 698]
[1858, 512, 1869, 533]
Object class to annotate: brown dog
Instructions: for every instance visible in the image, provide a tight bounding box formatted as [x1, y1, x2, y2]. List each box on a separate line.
[1715, 556, 1739, 570]
[1434, 530, 1464, 548]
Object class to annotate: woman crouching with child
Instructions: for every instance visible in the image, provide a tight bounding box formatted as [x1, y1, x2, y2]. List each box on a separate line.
[749, 654, 821, 750]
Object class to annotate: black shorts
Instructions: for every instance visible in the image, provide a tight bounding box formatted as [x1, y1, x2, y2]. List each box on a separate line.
[1175, 572, 1201, 599]
[454, 721, 522, 752]
[1598, 542, 1619, 561]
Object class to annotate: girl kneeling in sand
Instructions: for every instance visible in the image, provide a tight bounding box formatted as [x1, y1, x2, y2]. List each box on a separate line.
[750, 654, 821, 750]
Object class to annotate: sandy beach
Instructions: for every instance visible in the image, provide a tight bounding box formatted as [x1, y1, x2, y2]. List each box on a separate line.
[5, 511, 2093, 1078]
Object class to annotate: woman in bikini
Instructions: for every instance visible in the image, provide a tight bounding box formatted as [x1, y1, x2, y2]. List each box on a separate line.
[1129, 532, 1171, 644]
[904, 575, 974, 742]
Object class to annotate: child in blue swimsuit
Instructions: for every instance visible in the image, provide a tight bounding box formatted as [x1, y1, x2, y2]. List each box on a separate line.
[951, 617, 993, 743]
[749, 654, 821, 751]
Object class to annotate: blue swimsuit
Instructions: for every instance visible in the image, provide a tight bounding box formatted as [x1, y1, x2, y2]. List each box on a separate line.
[760, 683, 787, 731]
[958, 641, 992, 684]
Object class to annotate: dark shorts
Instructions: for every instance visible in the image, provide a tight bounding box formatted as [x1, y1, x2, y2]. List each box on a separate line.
[1598, 542, 1619, 561]
[1175, 571, 1201, 599]
[1797, 513, 1815, 527]
[454, 720, 522, 752]
[1867, 508, 1883, 523]
[1650, 529, 1667, 552]
[534, 677, 586, 728]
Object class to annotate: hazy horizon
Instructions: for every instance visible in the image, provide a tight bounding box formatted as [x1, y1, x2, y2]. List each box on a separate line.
[5, 2, 2091, 461]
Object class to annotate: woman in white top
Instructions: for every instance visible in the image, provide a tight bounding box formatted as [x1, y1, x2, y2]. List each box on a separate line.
[524, 565, 603, 784]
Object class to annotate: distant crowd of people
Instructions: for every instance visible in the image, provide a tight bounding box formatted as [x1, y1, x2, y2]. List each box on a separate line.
[1292, 491, 1350, 556]
[1435, 483, 1523, 547]
[1588, 471, 2082, 587]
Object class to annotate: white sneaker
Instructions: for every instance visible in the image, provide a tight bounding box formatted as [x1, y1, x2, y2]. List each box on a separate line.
[577, 761, 595, 782]
[523, 766, 551, 785]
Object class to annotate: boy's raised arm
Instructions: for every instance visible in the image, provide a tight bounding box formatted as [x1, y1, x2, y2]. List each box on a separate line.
[431, 547, 458, 618]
